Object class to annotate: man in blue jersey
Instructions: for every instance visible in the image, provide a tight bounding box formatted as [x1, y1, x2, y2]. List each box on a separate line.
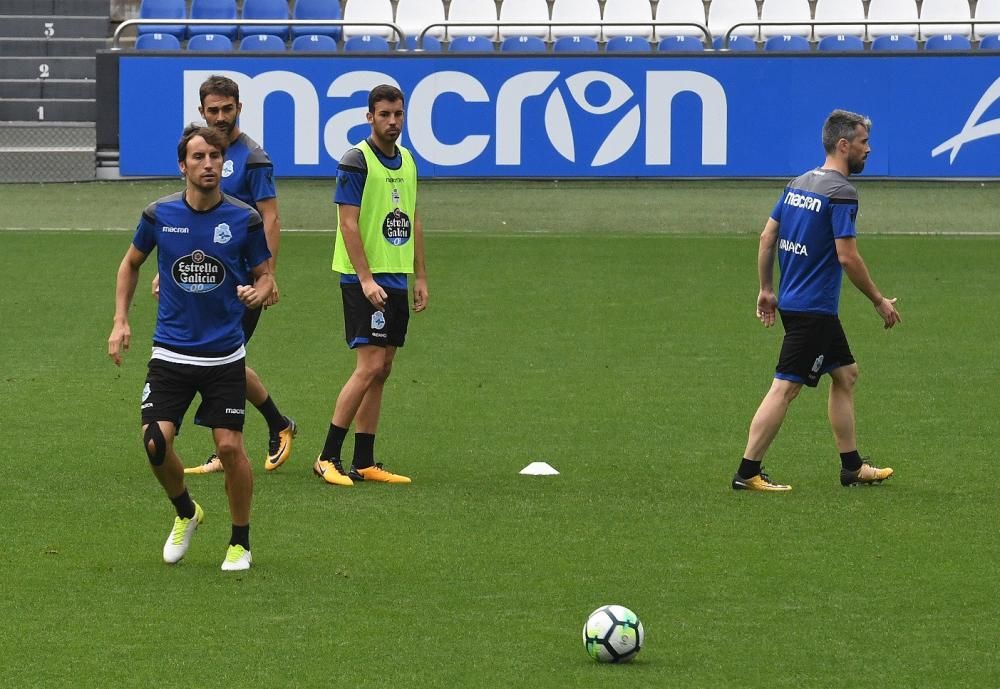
[732, 110, 901, 492]
[314, 85, 428, 487]
[109, 125, 274, 570]
[171, 75, 297, 476]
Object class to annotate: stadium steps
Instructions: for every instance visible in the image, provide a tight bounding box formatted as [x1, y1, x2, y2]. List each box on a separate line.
[0, 122, 94, 182]
[0, 56, 95, 80]
[1, 16, 111, 38]
[0, 98, 96, 121]
[0, 38, 110, 57]
[0, 79, 95, 99]
[0, 0, 110, 14]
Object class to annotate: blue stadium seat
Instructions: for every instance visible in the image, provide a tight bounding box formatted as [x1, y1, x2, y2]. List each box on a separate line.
[817, 35, 864, 51]
[871, 34, 918, 51]
[980, 35, 1000, 50]
[402, 35, 442, 51]
[764, 35, 811, 51]
[138, 0, 186, 39]
[553, 36, 599, 52]
[241, 0, 290, 39]
[343, 34, 391, 52]
[291, 0, 342, 40]
[135, 32, 182, 50]
[605, 35, 651, 52]
[188, 0, 237, 39]
[449, 35, 495, 52]
[924, 34, 972, 51]
[713, 35, 756, 51]
[658, 35, 705, 52]
[501, 36, 546, 52]
[186, 33, 233, 50]
[239, 34, 286, 51]
[291, 34, 338, 51]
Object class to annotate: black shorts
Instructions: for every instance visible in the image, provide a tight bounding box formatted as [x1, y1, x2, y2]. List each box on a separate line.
[141, 358, 247, 431]
[341, 282, 409, 349]
[242, 305, 262, 343]
[775, 311, 855, 388]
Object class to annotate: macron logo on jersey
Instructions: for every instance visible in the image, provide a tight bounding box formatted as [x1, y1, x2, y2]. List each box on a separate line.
[162, 226, 190, 234]
[783, 191, 823, 213]
[779, 239, 809, 256]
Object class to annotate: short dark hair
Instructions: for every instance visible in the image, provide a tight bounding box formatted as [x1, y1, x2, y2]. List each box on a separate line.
[368, 84, 405, 112]
[177, 124, 227, 162]
[199, 75, 240, 106]
[822, 109, 871, 153]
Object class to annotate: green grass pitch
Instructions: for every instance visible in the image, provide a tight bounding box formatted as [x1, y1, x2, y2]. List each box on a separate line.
[1, 180, 998, 688]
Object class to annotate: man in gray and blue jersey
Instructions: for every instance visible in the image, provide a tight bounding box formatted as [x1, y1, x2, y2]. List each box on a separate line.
[732, 110, 901, 493]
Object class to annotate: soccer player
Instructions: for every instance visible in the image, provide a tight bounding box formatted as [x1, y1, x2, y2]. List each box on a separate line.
[108, 125, 274, 570]
[313, 84, 428, 487]
[174, 75, 296, 475]
[732, 110, 901, 492]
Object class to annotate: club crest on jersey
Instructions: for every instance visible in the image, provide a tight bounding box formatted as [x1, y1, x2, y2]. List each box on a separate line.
[391, 187, 401, 207]
[172, 249, 226, 293]
[371, 311, 386, 330]
[214, 222, 232, 244]
[382, 208, 411, 246]
[222, 159, 234, 178]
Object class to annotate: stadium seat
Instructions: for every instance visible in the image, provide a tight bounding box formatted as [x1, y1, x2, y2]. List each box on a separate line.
[291, 0, 342, 40]
[239, 33, 285, 51]
[602, 0, 654, 41]
[980, 34, 1000, 50]
[448, 0, 499, 39]
[813, 0, 865, 38]
[402, 35, 443, 51]
[498, 0, 550, 39]
[975, 0, 1000, 39]
[764, 34, 810, 51]
[395, 0, 446, 41]
[924, 33, 972, 50]
[137, 0, 186, 39]
[501, 35, 547, 52]
[135, 32, 182, 49]
[920, 0, 972, 39]
[186, 33, 233, 50]
[605, 35, 651, 52]
[550, 0, 601, 39]
[240, 0, 289, 39]
[871, 33, 918, 50]
[817, 34, 865, 51]
[658, 35, 705, 51]
[713, 35, 756, 51]
[867, 0, 918, 38]
[343, 0, 393, 39]
[188, 0, 238, 39]
[760, 0, 812, 38]
[343, 34, 391, 51]
[291, 33, 338, 51]
[655, 0, 708, 38]
[449, 35, 495, 52]
[708, 0, 760, 42]
[553, 35, 599, 52]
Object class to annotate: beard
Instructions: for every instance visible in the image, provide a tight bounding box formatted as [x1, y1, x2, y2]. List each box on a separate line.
[848, 157, 866, 174]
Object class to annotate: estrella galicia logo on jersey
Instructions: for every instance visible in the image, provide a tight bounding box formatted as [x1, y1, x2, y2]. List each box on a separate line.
[214, 222, 232, 244]
[141, 383, 151, 402]
[222, 159, 234, 177]
[371, 311, 386, 330]
[383, 208, 411, 246]
[172, 249, 226, 293]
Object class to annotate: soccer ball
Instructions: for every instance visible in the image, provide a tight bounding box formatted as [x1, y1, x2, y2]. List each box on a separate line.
[582, 605, 644, 663]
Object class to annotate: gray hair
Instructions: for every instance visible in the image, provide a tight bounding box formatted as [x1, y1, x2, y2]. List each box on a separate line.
[822, 110, 871, 153]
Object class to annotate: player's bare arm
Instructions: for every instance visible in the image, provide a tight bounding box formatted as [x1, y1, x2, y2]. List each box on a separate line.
[756, 218, 779, 327]
[835, 237, 901, 329]
[237, 263, 275, 309]
[257, 196, 281, 307]
[337, 202, 386, 311]
[108, 245, 148, 366]
[412, 207, 428, 312]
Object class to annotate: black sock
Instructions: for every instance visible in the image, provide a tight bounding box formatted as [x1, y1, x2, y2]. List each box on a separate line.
[170, 489, 196, 520]
[737, 458, 762, 480]
[353, 433, 375, 470]
[320, 424, 349, 461]
[840, 450, 863, 471]
[230, 524, 250, 550]
[255, 396, 286, 434]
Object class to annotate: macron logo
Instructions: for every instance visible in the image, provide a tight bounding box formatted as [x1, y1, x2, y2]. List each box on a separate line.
[783, 191, 822, 213]
[932, 76, 1000, 164]
[162, 226, 190, 233]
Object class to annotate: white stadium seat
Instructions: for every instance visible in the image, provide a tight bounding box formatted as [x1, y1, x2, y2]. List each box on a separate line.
[975, 0, 1000, 38]
[498, 0, 550, 39]
[655, 0, 707, 38]
[920, 0, 973, 39]
[550, 0, 601, 39]
[708, 0, 760, 40]
[602, 0, 654, 40]
[395, 0, 446, 40]
[867, 0, 919, 38]
[343, 0, 394, 38]
[813, 0, 866, 38]
[448, 0, 499, 38]
[760, 0, 813, 38]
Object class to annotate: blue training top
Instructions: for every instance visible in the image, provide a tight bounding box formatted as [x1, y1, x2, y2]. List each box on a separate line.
[221, 132, 276, 209]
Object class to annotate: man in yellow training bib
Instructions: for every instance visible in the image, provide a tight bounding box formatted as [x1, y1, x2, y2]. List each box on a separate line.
[314, 85, 428, 487]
